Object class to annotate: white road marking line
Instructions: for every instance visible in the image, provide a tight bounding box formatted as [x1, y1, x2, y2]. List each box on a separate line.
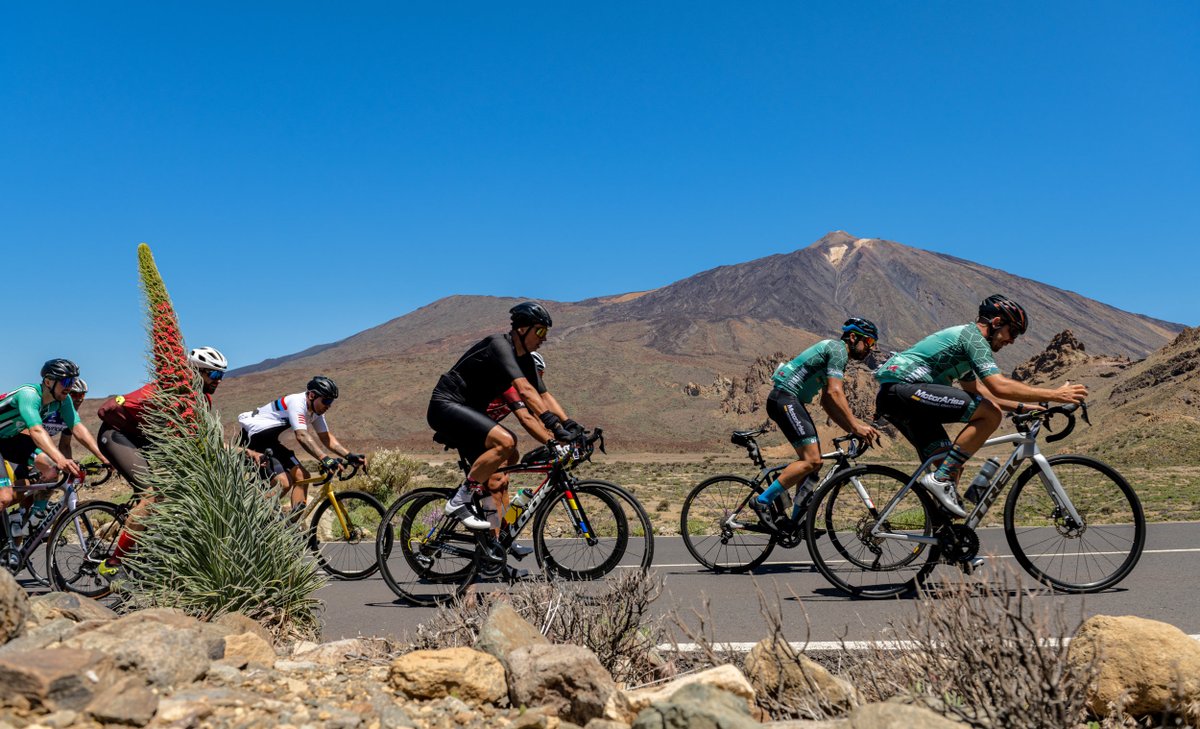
[660, 635, 1200, 652]
[649, 546, 1200, 569]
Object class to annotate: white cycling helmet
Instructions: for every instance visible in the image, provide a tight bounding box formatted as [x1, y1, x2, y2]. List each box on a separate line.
[531, 351, 546, 373]
[188, 346, 228, 372]
[70, 378, 89, 394]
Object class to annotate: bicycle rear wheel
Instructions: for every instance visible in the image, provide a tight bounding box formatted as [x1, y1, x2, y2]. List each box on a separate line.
[309, 490, 386, 580]
[1004, 455, 1145, 593]
[680, 475, 776, 572]
[533, 479, 654, 581]
[46, 500, 127, 599]
[806, 465, 939, 598]
[376, 488, 478, 606]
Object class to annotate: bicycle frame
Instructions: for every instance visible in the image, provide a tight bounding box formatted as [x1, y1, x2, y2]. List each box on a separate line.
[868, 417, 1081, 546]
[4, 465, 110, 571]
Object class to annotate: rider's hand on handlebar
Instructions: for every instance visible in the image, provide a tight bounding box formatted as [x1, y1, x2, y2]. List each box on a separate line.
[851, 421, 881, 446]
[1050, 381, 1088, 405]
[345, 453, 367, 467]
[55, 455, 83, 479]
[319, 456, 343, 474]
[563, 419, 585, 438]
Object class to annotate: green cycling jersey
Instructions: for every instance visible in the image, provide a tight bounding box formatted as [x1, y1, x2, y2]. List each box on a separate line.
[875, 324, 1001, 386]
[0, 384, 80, 439]
[772, 339, 848, 403]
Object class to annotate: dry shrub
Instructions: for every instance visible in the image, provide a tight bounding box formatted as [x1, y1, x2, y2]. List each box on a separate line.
[672, 582, 854, 721]
[847, 566, 1099, 729]
[1097, 666, 1200, 728]
[410, 570, 669, 686]
[358, 449, 421, 501]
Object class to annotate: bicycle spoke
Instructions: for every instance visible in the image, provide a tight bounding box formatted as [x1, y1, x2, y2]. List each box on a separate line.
[680, 476, 775, 573]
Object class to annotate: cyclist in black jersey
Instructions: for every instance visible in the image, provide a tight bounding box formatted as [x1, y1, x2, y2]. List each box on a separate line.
[429, 302, 584, 534]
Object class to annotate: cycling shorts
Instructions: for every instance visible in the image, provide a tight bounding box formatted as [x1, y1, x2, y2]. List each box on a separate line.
[237, 425, 301, 476]
[427, 397, 512, 465]
[766, 388, 819, 448]
[97, 423, 153, 493]
[875, 382, 982, 460]
[0, 434, 38, 479]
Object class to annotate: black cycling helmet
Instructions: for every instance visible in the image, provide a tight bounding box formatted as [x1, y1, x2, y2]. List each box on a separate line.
[41, 358, 80, 380]
[978, 294, 1029, 335]
[306, 375, 339, 399]
[510, 301, 553, 329]
[842, 317, 879, 341]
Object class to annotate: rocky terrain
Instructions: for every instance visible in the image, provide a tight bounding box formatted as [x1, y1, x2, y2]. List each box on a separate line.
[3, 567, 1198, 728]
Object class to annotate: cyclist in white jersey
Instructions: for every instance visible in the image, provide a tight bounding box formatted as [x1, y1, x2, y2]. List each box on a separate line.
[237, 376, 364, 512]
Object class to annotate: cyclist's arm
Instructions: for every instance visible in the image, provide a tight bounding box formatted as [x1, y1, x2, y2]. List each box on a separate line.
[316, 430, 351, 459]
[539, 391, 568, 421]
[68, 422, 110, 466]
[293, 428, 333, 462]
[975, 374, 1087, 405]
[959, 378, 1019, 412]
[509, 378, 557, 442]
[23, 425, 80, 477]
[510, 406, 549, 442]
[820, 379, 879, 441]
[59, 432, 73, 460]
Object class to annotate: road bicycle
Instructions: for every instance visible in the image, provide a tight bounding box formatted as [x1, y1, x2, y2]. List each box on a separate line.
[679, 424, 868, 572]
[260, 453, 384, 580]
[376, 428, 654, 606]
[805, 402, 1146, 598]
[46, 455, 383, 598]
[1, 462, 112, 586]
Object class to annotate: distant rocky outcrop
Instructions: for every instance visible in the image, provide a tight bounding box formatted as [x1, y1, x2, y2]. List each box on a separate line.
[1111, 326, 1200, 405]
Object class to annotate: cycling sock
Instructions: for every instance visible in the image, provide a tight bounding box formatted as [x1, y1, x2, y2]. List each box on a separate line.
[480, 495, 501, 530]
[447, 480, 482, 510]
[934, 446, 972, 483]
[111, 531, 137, 563]
[757, 479, 786, 505]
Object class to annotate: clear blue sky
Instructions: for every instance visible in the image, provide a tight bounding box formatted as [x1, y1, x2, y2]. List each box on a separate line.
[3, 2, 1196, 395]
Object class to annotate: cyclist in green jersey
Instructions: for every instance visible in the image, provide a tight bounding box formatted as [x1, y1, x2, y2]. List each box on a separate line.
[875, 295, 1087, 517]
[0, 359, 109, 510]
[752, 318, 882, 530]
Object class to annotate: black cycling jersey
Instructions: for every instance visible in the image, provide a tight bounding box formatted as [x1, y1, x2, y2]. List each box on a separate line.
[431, 333, 545, 410]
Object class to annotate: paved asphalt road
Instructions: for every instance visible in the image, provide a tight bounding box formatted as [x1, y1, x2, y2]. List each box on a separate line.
[317, 521, 1200, 644]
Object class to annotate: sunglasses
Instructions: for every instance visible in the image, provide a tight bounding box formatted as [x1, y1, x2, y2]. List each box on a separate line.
[532, 325, 549, 338]
[320, 397, 336, 406]
[200, 369, 225, 381]
[58, 377, 76, 389]
[862, 336, 877, 349]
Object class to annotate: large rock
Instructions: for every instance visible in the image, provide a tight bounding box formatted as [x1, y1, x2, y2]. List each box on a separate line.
[292, 637, 370, 666]
[0, 618, 80, 656]
[85, 675, 159, 727]
[61, 611, 225, 688]
[624, 664, 755, 714]
[507, 643, 631, 725]
[213, 612, 275, 646]
[0, 569, 30, 643]
[475, 602, 550, 669]
[0, 648, 116, 711]
[29, 592, 118, 624]
[631, 683, 759, 729]
[1068, 614, 1200, 717]
[390, 647, 507, 703]
[847, 702, 964, 728]
[744, 638, 858, 714]
[221, 632, 278, 669]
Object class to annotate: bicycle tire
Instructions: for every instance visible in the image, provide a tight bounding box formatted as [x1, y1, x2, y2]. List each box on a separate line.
[376, 488, 477, 606]
[805, 465, 939, 598]
[532, 479, 654, 581]
[680, 475, 777, 573]
[309, 490, 386, 580]
[46, 500, 127, 599]
[1004, 455, 1146, 593]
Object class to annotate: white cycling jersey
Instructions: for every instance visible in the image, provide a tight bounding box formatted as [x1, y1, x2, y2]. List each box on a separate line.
[238, 393, 329, 437]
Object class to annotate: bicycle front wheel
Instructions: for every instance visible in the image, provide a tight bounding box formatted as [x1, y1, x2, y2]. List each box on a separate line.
[46, 501, 127, 599]
[806, 465, 939, 598]
[376, 488, 477, 606]
[309, 490, 386, 580]
[533, 480, 654, 581]
[1004, 455, 1145, 593]
[680, 475, 776, 573]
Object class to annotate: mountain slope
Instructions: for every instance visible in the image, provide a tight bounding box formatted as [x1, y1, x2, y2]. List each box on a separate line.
[211, 232, 1186, 454]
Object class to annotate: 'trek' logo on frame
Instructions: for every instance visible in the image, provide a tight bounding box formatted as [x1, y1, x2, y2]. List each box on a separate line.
[912, 389, 967, 407]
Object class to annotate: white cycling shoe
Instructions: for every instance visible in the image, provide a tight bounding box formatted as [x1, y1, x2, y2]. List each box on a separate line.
[444, 502, 491, 531]
[917, 473, 968, 518]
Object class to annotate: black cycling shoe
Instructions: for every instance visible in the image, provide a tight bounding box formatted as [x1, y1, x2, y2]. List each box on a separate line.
[749, 498, 783, 533]
[480, 536, 507, 565]
[508, 542, 534, 560]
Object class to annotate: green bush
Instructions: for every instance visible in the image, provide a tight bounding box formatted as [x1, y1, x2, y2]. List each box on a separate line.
[359, 449, 422, 502]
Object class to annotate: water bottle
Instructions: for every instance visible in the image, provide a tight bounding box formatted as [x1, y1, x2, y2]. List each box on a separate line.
[791, 476, 818, 520]
[964, 458, 1001, 504]
[29, 497, 51, 531]
[503, 489, 534, 525]
[9, 508, 28, 540]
